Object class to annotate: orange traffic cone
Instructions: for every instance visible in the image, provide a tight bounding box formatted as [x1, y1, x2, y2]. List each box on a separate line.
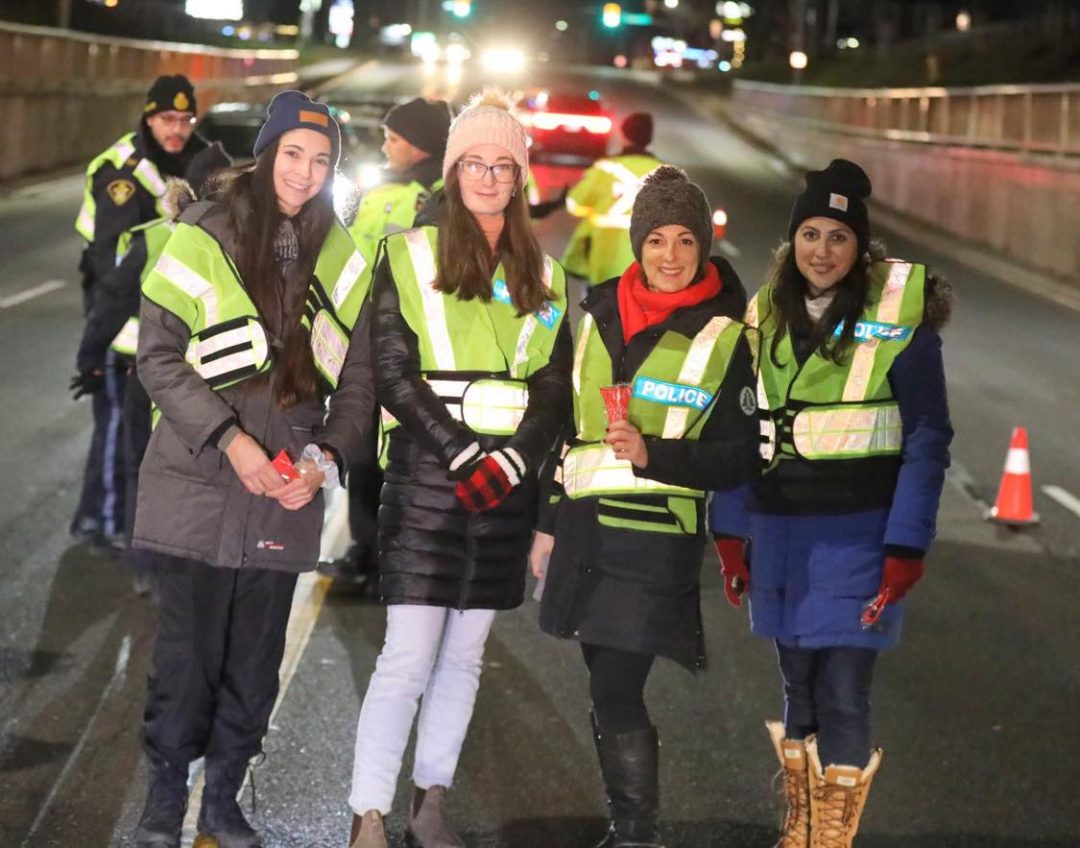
[987, 426, 1039, 526]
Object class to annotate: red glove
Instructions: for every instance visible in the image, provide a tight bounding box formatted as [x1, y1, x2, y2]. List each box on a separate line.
[878, 555, 925, 603]
[714, 537, 749, 607]
[454, 449, 525, 512]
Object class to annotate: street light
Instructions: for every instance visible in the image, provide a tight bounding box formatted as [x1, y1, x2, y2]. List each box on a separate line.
[789, 50, 808, 70]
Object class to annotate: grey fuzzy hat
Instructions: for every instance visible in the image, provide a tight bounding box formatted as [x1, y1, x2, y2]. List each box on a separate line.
[630, 165, 712, 273]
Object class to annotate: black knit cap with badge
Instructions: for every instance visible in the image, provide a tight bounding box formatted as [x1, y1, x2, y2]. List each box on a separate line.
[253, 90, 341, 167]
[144, 74, 197, 117]
[383, 97, 453, 157]
[629, 165, 713, 277]
[787, 158, 872, 252]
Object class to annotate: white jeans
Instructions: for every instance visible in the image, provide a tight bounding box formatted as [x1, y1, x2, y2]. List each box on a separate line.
[349, 604, 497, 815]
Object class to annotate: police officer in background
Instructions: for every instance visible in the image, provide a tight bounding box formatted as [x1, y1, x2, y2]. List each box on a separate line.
[561, 112, 663, 286]
[348, 97, 452, 263]
[73, 141, 231, 597]
[328, 97, 452, 592]
[70, 74, 207, 546]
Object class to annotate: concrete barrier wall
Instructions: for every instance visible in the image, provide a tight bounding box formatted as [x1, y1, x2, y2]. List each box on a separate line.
[730, 82, 1080, 285]
[0, 22, 298, 182]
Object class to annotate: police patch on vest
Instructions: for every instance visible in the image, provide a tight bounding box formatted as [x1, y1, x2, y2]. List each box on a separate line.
[834, 319, 912, 342]
[633, 377, 713, 410]
[739, 385, 756, 416]
[493, 278, 562, 328]
[107, 179, 136, 206]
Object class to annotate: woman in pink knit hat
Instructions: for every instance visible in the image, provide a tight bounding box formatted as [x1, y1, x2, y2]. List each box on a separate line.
[345, 89, 572, 848]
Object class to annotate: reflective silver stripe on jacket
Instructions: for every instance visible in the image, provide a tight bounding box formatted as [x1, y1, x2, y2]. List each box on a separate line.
[185, 321, 269, 382]
[661, 315, 733, 439]
[842, 262, 912, 402]
[134, 157, 167, 197]
[332, 249, 367, 310]
[572, 313, 594, 434]
[154, 253, 220, 327]
[110, 316, 140, 355]
[561, 442, 702, 500]
[311, 311, 349, 383]
[791, 403, 902, 459]
[402, 229, 456, 370]
[589, 160, 661, 229]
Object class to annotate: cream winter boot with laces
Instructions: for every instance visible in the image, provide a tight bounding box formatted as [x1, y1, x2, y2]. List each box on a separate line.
[805, 735, 882, 848]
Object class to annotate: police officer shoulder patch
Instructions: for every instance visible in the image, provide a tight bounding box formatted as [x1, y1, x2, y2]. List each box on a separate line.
[739, 385, 757, 416]
[106, 179, 136, 206]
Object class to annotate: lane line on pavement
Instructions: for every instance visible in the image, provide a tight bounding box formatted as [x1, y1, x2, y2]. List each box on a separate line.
[0, 279, 66, 309]
[179, 493, 347, 845]
[1041, 485, 1080, 520]
[20, 636, 132, 848]
[718, 239, 741, 258]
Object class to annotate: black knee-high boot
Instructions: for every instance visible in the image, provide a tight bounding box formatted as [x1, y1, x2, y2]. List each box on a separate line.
[591, 713, 664, 848]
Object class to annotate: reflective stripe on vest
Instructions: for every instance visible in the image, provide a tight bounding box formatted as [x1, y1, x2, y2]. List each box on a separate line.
[110, 316, 140, 356]
[790, 401, 902, 460]
[379, 377, 529, 437]
[562, 442, 702, 500]
[402, 228, 456, 370]
[660, 315, 734, 438]
[588, 159, 661, 230]
[186, 318, 270, 385]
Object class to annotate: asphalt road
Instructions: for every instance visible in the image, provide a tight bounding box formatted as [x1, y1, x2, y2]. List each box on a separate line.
[0, 61, 1078, 847]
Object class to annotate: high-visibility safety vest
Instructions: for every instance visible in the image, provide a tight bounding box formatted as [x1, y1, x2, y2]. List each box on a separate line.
[748, 260, 925, 468]
[75, 133, 169, 242]
[108, 216, 178, 355]
[381, 225, 567, 437]
[559, 308, 749, 535]
[562, 155, 662, 284]
[348, 178, 442, 264]
[141, 213, 369, 392]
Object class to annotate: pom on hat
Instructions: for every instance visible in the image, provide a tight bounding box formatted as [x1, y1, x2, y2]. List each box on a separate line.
[253, 90, 341, 167]
[383, 98, 453, 157]
[144, 75, 197, 117]
[629, 165, 713, 275]
[787, 158, 872, 250]
[442, 87, 529, 185]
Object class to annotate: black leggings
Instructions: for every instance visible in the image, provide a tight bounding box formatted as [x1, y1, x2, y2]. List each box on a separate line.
[581, 643, 656, 735]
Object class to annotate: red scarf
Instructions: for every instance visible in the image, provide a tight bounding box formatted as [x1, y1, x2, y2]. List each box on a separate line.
[618, 261, 722, 344]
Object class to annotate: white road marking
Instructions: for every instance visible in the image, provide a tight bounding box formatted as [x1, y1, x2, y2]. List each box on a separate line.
[718, 239, 741, 258]
[1041, 485, 1080, 520]
[0, 279, 66, 309]
[20, 636, 132, 848]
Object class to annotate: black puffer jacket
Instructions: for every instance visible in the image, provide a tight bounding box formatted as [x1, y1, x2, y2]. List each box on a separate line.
[371, 247, 573, 610]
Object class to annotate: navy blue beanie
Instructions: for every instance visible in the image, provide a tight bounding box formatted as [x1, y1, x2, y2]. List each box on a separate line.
[253, 91, 341, 166]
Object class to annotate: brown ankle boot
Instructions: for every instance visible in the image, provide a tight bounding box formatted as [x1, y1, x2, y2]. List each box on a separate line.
[406, 785, 464, 848]
[348, 810, 387, 848]
[766, 721, 810, 848]
[805, 735, 882, 848]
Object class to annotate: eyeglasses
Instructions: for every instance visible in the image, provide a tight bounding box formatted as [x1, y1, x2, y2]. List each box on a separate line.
[153, 113, 196, 127]
[457, 158, 519, 184]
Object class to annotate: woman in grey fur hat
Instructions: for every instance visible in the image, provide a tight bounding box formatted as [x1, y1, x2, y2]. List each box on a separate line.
[531, 166, 761, 848]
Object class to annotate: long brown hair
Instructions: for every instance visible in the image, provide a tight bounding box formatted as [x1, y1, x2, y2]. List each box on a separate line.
[764, 239, 885, 368]
[216, 138, 336, 406]
[434, 166, 550, 315]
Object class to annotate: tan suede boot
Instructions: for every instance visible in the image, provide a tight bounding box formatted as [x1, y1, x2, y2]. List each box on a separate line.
[348, 810, 387, 848]
[406, 785, 464, 848]
[805, 735, 882, 848]
[766, 721, 810, 848]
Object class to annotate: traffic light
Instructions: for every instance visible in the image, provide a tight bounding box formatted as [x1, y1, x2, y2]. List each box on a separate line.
[602, 3, 622, 28]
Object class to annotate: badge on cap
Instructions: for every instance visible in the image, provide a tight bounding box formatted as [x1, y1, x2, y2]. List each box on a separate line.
[107, 179, 135, 206]
[829, 192, 849, 211]
[173, 91, 190, 111]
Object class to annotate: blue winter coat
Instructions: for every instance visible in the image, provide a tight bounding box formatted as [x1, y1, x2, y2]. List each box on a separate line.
[709, 321, 952, 649]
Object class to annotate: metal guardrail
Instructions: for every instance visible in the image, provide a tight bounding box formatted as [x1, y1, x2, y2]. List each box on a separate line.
[733, 79, 1080, 156]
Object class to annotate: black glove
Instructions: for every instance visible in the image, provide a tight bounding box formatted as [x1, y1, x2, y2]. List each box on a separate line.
[69, 370, 105, 400]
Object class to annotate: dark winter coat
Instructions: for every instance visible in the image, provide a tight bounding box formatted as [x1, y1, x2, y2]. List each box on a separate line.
[133, 202, 375, 572]
[371, 247, 573, 610]
[709, 274, 954, 649]
[539, 258, 760, 670]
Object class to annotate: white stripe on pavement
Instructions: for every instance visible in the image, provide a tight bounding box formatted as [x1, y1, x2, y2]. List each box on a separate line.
[0, 279, 66, 309]
[1041, 485, 1080, 520]
[718, 239, 741, 258]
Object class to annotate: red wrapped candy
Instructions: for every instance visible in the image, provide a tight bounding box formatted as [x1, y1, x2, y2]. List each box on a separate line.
[599, 383, 633, 426]
[272, 449, 301, 482]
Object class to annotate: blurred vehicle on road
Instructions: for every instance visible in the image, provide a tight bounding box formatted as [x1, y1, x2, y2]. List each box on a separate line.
[517, 88, 612, 163]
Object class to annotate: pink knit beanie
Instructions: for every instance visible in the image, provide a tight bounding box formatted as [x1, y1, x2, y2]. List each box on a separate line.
[442, 88, 529, 186]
